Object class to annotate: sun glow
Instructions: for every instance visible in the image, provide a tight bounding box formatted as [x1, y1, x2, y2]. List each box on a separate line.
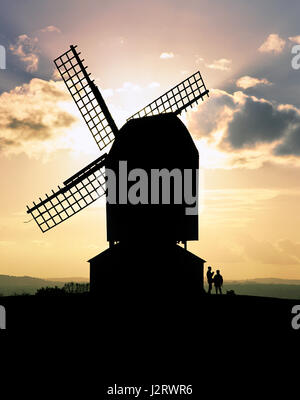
[195, 138, 229, 169]
[58, 100, 99, 156]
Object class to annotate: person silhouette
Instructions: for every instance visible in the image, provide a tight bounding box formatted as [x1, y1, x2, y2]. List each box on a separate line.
[206, 266, 214, 294]
[214, 270, 223, 294]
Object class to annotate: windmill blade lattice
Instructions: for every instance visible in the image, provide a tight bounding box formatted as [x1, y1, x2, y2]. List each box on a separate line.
[54, 45, 118, 151]
[127, 71, 209, 121]
[26, 154, 107, 232]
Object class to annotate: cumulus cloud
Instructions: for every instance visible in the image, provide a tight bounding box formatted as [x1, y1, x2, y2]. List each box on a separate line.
[221, 96, 300, 157]
[40, 25, 61, 33]
[236, 75, 272, 89]
[187, 88, 236, 139]
[206, 58, 231, 71]
[273, 125, 300, 156]
[0, 78, 77, 158]
[51, 67, 62, 81]
[258, 33, 286, 54]
[9, 34, 39, 72]
[160, 52, 174, 59]
[289, 35, 300, 44]
[187, 88, 300, 166]
[225, 97, 300, 149]
[10, 27, 60, 73]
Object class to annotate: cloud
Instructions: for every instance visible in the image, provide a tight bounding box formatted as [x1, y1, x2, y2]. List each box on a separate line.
[190, 89, 300, 149]
[187, 88, 300, 166]
[278, 239, 300, 260]
[160, 52, 174, 59]
[237, 234, 298, 264]
[225, 97, 300, 149]
[9, 34, 39, 72]
[40, 25, 61, 33]
[187, 88, 236, 138]
[0, 78, 78, 158]
[273, 125, 300, 156]
[236, 76, 272, 90]
[206, 58, 231, 71]
[289, 35, 300, 44]
[258, 33, 286, 54]
[51, 68, 62, 81]
[10, 27, 61, 73]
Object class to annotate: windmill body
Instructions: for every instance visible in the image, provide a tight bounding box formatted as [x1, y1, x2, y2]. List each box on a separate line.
[26, 45, 209, 298]
[105, 113, 198, 245]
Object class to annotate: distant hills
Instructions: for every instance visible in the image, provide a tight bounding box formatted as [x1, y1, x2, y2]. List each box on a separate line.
[45, 277, 89, 283]
[0, 274, 88, 296]
[229, 277, 300, 285]
[1, 274, 300, 299]
[219, 278, 300, 300]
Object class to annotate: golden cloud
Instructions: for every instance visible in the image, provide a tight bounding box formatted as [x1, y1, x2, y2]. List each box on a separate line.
[206, 58, 231, 71]
[236, 76, 272, 89]
[258, 33, 286, 54]
[9, 34, 40, 72]
[186, 88, 300, 169]
[0, 78, 78, 158]
[160, 52, 175, 59]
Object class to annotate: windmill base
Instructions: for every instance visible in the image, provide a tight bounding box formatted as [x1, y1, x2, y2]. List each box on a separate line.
[88, 243, 205, 301]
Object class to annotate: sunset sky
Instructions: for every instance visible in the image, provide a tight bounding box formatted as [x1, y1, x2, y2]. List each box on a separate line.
[1, 0, 300, 280]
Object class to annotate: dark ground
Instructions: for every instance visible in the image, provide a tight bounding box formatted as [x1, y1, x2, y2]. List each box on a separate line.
[1, 292, 298, 337]
[1, 293, 296, 386]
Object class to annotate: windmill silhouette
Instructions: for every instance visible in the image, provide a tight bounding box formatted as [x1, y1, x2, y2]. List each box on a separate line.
[26, 45, 210, 298]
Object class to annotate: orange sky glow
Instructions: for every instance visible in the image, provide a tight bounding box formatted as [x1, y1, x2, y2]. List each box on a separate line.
[1, 0, 300, 280]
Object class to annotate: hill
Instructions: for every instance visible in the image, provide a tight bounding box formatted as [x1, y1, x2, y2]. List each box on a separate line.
[0, 274, 87, 296]
[232, 277, 300, 285]
[45, 277, 89, 283]
[219, 280, 300, 299]
[1, 273, 300, 298]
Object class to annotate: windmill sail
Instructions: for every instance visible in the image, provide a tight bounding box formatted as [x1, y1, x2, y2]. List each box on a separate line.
[54, 45, 118, 151]
[127, 71, 209, 120]
[26, 154, 107, 232]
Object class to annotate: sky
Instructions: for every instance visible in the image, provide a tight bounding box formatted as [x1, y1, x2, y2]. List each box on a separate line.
[1, 0, 300, 279]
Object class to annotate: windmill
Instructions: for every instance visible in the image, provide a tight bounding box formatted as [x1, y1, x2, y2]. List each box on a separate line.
[26, 45, 209, 296]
